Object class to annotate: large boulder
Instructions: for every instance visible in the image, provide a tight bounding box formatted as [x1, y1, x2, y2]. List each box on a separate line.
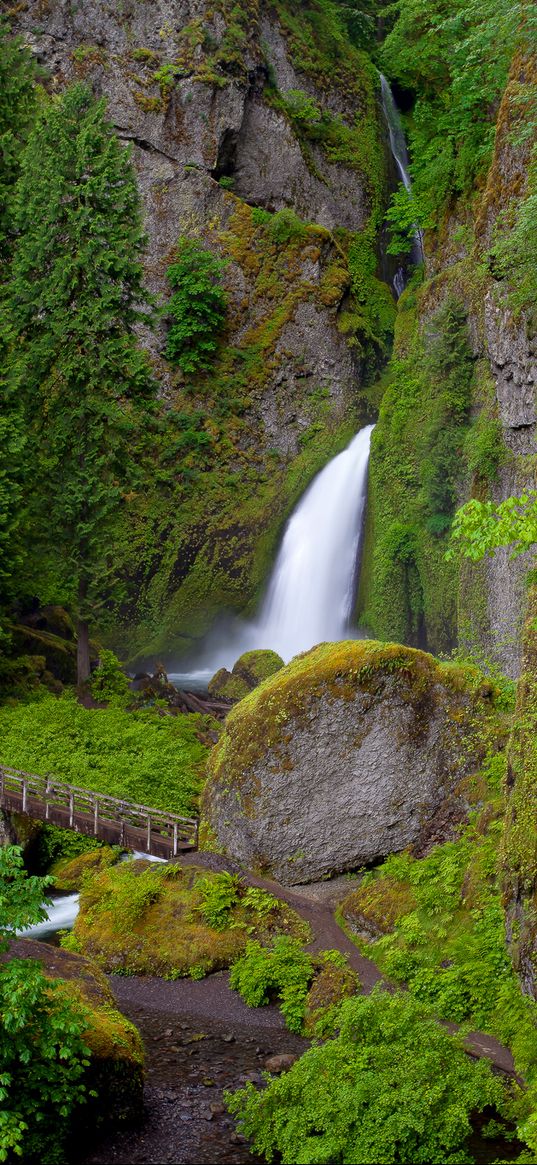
[202, 640, 501, 883]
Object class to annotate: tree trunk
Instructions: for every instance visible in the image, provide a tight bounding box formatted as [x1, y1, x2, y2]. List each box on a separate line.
[77, 617, 91, 687]
[77, 575, 91, 686]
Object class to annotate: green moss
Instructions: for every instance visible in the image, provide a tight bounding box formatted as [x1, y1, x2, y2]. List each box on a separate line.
[51, 846, 120, 892]
[357, 291, 489, 654]
[502, 586, 537, 994]
[64, 859, 310, 978]
[204, 639, 501, 806]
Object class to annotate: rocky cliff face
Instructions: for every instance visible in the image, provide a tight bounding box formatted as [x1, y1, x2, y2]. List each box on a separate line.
[7, 0, 389, 662]
[358, 50, 537, 678]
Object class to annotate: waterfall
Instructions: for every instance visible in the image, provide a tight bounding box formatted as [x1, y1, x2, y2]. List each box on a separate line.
[171, 425, 375, 678]
[380, 73, 424, 285]
[253, 424, 374, 660]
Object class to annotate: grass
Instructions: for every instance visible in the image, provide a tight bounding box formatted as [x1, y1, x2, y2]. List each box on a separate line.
[0, 691, 210, 815]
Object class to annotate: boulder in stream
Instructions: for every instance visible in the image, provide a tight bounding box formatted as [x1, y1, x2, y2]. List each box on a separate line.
[202, 640, 502, 883]
[208, 649, 284, 703]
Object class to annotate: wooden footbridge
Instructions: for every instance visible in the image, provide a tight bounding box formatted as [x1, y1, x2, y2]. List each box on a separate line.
[0, 766, 198, 859]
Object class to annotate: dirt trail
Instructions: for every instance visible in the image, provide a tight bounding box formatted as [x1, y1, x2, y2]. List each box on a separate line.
[175, 851, 518, 1077]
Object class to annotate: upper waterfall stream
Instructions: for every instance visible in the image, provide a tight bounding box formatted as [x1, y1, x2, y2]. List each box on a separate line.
[380, 74, 424, 290]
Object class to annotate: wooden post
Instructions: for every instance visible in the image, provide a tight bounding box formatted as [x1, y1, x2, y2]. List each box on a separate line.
[45, 780, 50, 820]
[22, 778, 27, 814]
[0, 768, 4, 798]
[194, 818, 199, 850]
[94, 798, 99, 836]
[146, 816, 151, 853]
[173, 822, 178, 857]
[69, 791, 74, 828]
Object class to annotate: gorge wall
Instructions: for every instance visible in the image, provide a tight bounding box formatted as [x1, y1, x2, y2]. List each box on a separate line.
[5, 0, 535, 676]
[357, 49, 537, 678]
[6, 0, 392, 664]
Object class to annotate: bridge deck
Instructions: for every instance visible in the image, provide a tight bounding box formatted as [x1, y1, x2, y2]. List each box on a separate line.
[0, 766, 198, 860]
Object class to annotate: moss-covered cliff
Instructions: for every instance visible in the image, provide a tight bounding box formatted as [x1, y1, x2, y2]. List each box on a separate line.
[357, 46, 537, 677]
[5, 0, 392, 663]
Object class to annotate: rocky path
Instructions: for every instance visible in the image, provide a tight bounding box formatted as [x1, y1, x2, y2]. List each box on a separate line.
[75, 851, 519, 1164]
[176, 851, 518, 1077]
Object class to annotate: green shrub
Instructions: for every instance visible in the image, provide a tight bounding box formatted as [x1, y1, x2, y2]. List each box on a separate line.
[197, 871, 240, 930]
[0, 847, 90, 1162]
[90, 649, 130, 705]
[229, 936, 314, 1032]
[267, 209, 309, 245]
[226, 988, 509, 1165]
[165, 237, 227, 373]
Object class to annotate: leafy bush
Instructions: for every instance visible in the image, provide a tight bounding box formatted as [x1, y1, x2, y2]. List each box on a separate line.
[197, 871, 240, 930]
[0, 690, 208, 814]
[165, 237, 227, 373]
[230, 936, 314, 1032]
[0, 847, 90, 1163]
[226, 988, 508, 1164]
[90, 649, 130, 705]
[267, 209, 309, 245]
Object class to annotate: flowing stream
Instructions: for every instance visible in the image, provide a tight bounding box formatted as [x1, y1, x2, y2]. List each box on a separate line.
[380, 73, 424, 293]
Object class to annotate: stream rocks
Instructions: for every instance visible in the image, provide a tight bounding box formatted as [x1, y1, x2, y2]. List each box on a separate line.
[203, 640, 501, 884]
[208, 649, 284, 702]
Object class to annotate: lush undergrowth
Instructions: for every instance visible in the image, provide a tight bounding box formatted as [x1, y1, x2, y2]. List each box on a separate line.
[0, 691, 210, 814]
[357, 287, 507, 654]
[62, 862, 310, 979]
[226, 987, 515, 1165]
[339, 753, 537, 1091]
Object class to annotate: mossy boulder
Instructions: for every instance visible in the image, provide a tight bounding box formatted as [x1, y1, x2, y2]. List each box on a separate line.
[208, 649, 284, 702]
[51, 845, 120, 892]
[202, 640, 502, 883]
[65, 858, 309, 978]
[6, 938, 144, 1131]
[339, 877, 418, 941]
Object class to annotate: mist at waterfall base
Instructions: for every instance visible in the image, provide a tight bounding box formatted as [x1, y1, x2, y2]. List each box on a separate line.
[170, 425, 374, 687]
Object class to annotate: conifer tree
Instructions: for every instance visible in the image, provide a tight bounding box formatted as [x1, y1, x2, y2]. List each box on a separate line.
[6, 84, 155, 684]
[0, 25, 40, 649]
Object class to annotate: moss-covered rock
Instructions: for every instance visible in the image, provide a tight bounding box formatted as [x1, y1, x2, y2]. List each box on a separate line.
[208, 649, 284, 702]
[340, 877, 417, 941]
[303, 957, 359, 1036]
[6, 938, 144, 1131]
[233, 649, 284, 687]
[64, 858, 310, 978]
[51, 845, 120, 892]
[202, 639, 503, 883]
[207, 668, 251, 702]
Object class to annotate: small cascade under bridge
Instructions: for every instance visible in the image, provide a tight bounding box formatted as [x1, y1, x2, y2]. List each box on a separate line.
[0, 766, 198, 859]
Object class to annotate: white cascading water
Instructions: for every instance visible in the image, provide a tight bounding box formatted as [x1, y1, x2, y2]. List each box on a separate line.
[170, 424, 375, 679]
[252, 423, 374, 660]
[380, 74, 424, 290]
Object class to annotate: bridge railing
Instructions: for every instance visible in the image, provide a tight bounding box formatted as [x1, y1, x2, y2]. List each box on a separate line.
[0, 765, 198, 854]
